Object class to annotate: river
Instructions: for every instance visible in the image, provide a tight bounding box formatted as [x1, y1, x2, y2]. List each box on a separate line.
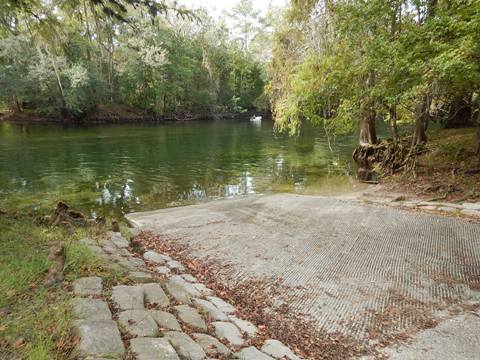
[0, 119, 363, 217]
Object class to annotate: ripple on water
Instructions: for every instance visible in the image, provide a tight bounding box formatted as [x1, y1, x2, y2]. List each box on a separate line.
[0, 121, 361, 216]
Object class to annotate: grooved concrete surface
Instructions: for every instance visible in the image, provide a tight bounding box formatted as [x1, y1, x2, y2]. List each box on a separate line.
[126, 194, 480, 342]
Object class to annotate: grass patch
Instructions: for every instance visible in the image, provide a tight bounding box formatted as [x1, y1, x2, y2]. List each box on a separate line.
[64, 241, 125, 289]
[0, 214, 74, 359]
[0, 212, 123, 359]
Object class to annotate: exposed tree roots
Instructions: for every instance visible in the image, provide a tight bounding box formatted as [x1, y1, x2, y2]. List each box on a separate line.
[353, 139, 427, 179]
[51, 201, 87, 227]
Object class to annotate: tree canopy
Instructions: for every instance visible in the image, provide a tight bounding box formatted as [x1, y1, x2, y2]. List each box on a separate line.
[0, 0, 268, 118]
[268, 0, 480, 147]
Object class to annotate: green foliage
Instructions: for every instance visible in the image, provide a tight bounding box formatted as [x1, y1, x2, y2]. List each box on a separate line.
[63, 62, 107, 114]
[0, 0, 267, 117]
[269, 0, 480, 140]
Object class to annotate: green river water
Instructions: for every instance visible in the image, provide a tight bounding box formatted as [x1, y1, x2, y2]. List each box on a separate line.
[0, 119, 364, 217]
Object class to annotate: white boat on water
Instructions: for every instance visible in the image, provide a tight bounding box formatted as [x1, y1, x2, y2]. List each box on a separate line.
[250, 115, 262, 122]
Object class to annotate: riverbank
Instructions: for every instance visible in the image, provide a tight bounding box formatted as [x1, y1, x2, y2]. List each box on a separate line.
[2, 187, 479, 359]
[0, 209, 308, 359]
[379, 127, 480, 202]
[1, 124, 479, 359]
[0, 105, 267, 124]
[0, 212, 127, 359]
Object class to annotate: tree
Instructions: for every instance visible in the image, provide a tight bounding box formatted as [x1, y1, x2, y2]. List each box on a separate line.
[227, 0, 261, 51]
[0, 0, 267, 117]
[269, 0, 480, 168]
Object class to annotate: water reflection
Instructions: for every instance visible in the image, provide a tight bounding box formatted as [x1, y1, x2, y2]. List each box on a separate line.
[0, 120, 363, 216]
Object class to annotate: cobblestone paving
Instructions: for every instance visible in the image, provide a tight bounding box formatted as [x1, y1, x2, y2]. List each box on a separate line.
[73, 232, 299, 359]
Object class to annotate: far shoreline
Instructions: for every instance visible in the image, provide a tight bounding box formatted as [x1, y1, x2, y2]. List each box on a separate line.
[0, 109, 270, 125]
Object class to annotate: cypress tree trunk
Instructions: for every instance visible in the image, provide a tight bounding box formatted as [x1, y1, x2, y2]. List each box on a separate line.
[389, 104, 399, 139]
[13, 96, 22, 113]
[412, 95, 429, 146]
[354, 99, 378, 181]
[474, 98, 480, 165]
[354, 71, 378, 180]
[82, 0, 92, 61]
[359, 100, 377, 146]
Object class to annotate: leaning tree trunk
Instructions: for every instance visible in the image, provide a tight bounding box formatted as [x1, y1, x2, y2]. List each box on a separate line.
[412, 95, 429, 146]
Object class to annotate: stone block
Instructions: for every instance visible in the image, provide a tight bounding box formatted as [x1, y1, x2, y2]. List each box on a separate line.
[167, 260, 186, 271]
[192, 333, 231, 356]
[180, 274, 198, 283]
[193, 298, 228, 321]
[74, 320, 124, 358]
[192, 283, 213, 296]
[164, 276, 201, 305]
[130, 337, 180, 360]
[118, 310, 158, 337]
[234, 347, 274, 360]
[141, 283, 170, 307]
[144, 251, 171, 264]
[261, 339, 301, 359]
[155, 266, 171, 275]
[462, 203, 480, 211]
[109, 231, 130, 248]
[112, 285, 144, 310]
[150, 310, 182, 331]
[212, 321, 244, 346]
[462, 209, 480, 217]
[72, 298, 111, 320]
[205, 296, 235, 314]
[73, 277, 103, 297]
[228, 315, 257, 337]
[175, 305, 207, 331]
[164, 331, 206, 360]
[128, 271, 154, 283]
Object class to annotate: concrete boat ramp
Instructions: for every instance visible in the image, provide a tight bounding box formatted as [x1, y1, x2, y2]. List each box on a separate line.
[126, 193, 480, 359]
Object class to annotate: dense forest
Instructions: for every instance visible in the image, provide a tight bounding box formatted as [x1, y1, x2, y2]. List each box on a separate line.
[268, 0, 480, 173]
[0, 0, 273, 120]
[1, 0, 479, 164]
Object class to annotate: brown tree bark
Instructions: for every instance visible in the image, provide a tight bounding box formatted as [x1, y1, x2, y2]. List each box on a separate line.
[359, 100, 377, 146]
[389, 104, 399, 139]
[354, 71, 378, 180]
[12, 95, 22, 113]
[107, 24, 114, 102]
[354, 99, 378, 181]
[412, 95, 429, 146]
